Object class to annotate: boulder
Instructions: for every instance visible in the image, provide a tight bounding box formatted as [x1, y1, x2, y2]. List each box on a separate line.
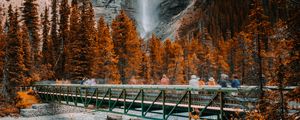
[107, 114, 122, 120]
[20, 109, 38, 117]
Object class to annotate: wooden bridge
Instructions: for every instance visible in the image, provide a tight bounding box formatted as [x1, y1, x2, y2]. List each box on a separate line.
[29, 84, 297, 120]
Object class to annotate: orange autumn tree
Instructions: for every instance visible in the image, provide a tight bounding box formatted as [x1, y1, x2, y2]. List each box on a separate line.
[41, 7, 52, 65]
[235, 31, 257, 84]
[57, 0, 70, 79]
[188, 38, 201, 76]
[193, 37, 207, 79]
[83, 2, 98, 79]
[41, 7, 55, 80]
[65, 0, 80, 80]
[97, 16, 120, 84]
[22, 0, 41, 67]
[176, 37, 189, 81]
[177, 37, 200, 80]
[244, 0, 290, 119]
[140, 51, 151, 84]
[95, 16, 106, 79]
[112, 10, 142, 83]
[50, 0, 59, 79]
[244, 0, 273, 95]
[197, 28, 215, 80]
[112, 10, 127, 83]
[2, 7, 27, 100]
[163, 39, 172, 76]
[0, 12, 6, 83]
[20, 25, 34, 86]
[226, 37, 239, 79]
[168, 41, 185, 84]
[124, 17, 143, 83]
[67, 1, 96, 80]
[214, 39, 230, 80]
[148, 34, 163, 83]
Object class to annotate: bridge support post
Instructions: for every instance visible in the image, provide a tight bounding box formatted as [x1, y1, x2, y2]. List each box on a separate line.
[43, 87, 46, 102]
[220, 92, 224, 120]
[45, 86, 48, 102]
[141, 89, 145, 117]
[85, 87, 88, 108]
[66, 87, 69, 104]
[75, 87, 78, 106]
[49, 86, 52, 102]
[59, 86, 62, 103]
[96, 88, 99, 109]
[123, 89, 126, 114]
[188, 91, 191, 120]
[162, 90, 166, 120]
[109, 88, 112, 111]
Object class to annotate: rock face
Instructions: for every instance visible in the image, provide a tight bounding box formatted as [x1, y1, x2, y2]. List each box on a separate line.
[158, 0, 191, 23]
[151, 0, 194, 40]
[93, 0, 194, 40]
[1, 0, 197, 40]
[135, 0, 192, 39]
[92, 0, 122, 23]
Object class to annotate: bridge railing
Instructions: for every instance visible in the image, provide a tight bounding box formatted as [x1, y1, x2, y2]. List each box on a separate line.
[33, 84, 296, 120]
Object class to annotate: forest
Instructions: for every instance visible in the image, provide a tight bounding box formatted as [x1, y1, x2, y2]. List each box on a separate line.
[0, 0, 299, 119]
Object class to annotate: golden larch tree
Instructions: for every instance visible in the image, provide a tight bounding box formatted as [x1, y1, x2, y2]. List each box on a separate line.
[167, 41, 185, 84]
[148, 34, 164, 83]
[57, 0, 70, 79]
[97, 16, 120, 84]
[22, 0, 41, 67]
[112, 10, 142, 83]
[163, 39, 172, 76]
[140, 51, 151, 84]
[2, 7, 27, 100]
[65, 0, 80, 80]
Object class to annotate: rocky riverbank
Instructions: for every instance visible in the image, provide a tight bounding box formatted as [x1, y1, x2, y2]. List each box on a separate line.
[0, 103, 188, 120]
[1, 111, 140, 120]
[1, 103, 141, 120]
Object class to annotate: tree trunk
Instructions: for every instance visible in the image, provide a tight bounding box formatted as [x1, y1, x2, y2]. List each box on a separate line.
[1, 52, 10, 101]
[257, 35, 264, 100]
[278, 59, 285, 120]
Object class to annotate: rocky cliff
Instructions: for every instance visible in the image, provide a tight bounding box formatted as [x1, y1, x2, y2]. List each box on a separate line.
[0, 0, 198, 40]
[93, 0, 195, 40]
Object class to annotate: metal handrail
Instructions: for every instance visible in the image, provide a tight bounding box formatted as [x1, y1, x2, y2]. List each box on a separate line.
[34, 84, 297, 92]
[33, 84, 298, 119]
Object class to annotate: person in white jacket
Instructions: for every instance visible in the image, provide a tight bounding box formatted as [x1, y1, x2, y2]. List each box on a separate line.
[189, 75, 200, 94]
[189, 75, 200, 118]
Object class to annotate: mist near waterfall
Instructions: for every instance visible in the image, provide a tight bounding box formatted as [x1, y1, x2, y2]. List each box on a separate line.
[138, 0, 161, 38]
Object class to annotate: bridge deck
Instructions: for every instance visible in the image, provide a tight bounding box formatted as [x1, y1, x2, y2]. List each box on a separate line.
[32, 84, 298, 120]
[37, 91, 245, 112]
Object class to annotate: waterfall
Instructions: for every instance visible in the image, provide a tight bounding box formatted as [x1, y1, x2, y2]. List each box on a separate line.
[139, 0, 161, 38]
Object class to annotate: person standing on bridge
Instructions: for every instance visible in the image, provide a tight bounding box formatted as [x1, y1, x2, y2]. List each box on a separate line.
[160, 74, 170, 85]
[198, 77, 206, 86]
[80, 77, 87, 85]
[207, 77, 217, 86]
[189, 75, 200, 94]
[189, 75, 200, 118]
[218, 74, 229, 87]
[231, 75, 241, 88]
[128, 76, 138, 84]
[90, 78, 96, 85]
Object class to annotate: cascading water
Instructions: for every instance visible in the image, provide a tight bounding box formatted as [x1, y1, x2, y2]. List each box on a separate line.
[139, 0, 161, 38]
